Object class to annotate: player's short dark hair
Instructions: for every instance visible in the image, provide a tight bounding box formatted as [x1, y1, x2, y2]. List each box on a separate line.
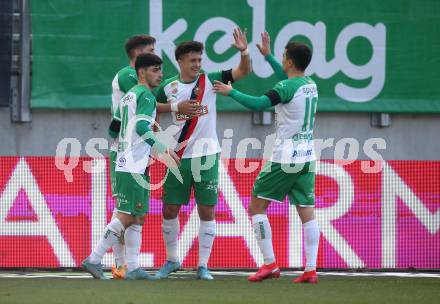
[135, 53, 163, 75]
[284, 42, 312, 72]
[175, 41, 204, 60]
[125, 35, 156, 59]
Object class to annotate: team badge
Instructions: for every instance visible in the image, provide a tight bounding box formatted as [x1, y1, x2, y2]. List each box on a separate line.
[170, 81, 178, 94]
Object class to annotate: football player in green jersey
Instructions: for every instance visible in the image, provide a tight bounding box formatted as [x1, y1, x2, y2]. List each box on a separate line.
[83, 53, 180, 280]
[214, 34, 320, 284]
[109, 35, 199, 279]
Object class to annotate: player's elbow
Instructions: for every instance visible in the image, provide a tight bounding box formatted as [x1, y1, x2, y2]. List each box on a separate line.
[232, 67, 251, 82]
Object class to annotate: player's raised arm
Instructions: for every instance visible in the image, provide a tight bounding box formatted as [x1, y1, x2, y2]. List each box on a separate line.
[257, 31, 287, 80]
[231, 28, 252, 81]
[213, 80, 272, 111]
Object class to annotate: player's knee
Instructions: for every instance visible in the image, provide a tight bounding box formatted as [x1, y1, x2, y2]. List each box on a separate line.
[249, 200, 265, 216]
[198, 206, 215, 221]
[134, 215, 145, 225]
[115, 212, 134, 228]
[162, 204, 179, 219]
[296, 206, 315, 224]
[248, 204, 260, 216]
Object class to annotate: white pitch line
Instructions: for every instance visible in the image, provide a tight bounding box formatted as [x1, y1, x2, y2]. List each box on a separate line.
[0, 271, 439, 279]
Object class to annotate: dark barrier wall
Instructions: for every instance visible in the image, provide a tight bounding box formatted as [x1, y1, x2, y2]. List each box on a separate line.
[0, 1, 12, 107]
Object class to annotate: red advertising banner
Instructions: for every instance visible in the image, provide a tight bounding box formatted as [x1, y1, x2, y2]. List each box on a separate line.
[0, 157, 439, 269]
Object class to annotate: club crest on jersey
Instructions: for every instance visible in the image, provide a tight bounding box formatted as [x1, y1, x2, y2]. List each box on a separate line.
[135, 203, 143, 210]
[170, 81, 178, 94]
[176, 105, 208, 121]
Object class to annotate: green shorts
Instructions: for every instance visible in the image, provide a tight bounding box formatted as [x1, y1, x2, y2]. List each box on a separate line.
[163, 154, 219, 206]
[252, 161, 315, 206]
[115, 171, 150, 216]
[109, 150, 117, 197]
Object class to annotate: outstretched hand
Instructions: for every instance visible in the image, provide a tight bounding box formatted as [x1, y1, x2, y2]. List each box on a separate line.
[256, 31, 271, 56]
[177, 100, 200, 117]
[213, 80, 233, 96]
[231, 27, 248, 52]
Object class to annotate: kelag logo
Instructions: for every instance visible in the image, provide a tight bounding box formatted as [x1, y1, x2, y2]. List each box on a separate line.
[150, 0, 386, 103]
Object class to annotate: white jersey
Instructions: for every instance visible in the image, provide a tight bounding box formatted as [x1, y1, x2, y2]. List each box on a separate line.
[268, 76, 318, 164]
[156, 71, 233, 159]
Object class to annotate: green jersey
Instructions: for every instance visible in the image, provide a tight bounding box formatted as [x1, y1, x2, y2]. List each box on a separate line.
[110, 66, 138, 152]
[111, 66, 138, 115]
[113, 85, 157, 174]
[268, 76, 318, 164]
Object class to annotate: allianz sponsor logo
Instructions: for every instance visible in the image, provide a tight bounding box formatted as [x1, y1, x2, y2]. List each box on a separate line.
[150, 0, 386, 103]
[292, 148, 313, 158]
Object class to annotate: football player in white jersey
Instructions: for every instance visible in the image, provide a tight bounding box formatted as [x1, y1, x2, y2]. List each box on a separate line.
[154, 28, 251, 280]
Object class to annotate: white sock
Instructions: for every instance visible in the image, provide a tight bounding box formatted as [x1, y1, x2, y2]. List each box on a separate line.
[89, 218, 124, 264]
[162, 218, 179, 263]
[252, 214, 275, 265]
[303, 219, 320, 272]
[125, 224, 143, 272]
[198, 220, 216, 268]
[111, 211, 125, 268]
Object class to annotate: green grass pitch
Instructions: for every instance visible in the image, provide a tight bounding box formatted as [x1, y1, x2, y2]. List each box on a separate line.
[0, 274, 439, 304]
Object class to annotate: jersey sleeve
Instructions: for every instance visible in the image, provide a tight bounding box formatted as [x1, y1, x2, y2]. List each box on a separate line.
[155, 84, 168, 104]
[265, 80, 295, 105]
[118, 70, 138, 93]
[136, 92, 156, 121]
[135, 92, 166, 152]
[207, 69, 234, 84]
[265, 54, 287, 80]
[113, 105, 121, 121]
[228, 89, 272, 111]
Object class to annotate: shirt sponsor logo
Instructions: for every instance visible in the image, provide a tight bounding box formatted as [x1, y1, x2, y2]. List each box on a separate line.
[170, 81, 179, 94]
[292, 149, 313, 158]
[176, 105, 208, 121]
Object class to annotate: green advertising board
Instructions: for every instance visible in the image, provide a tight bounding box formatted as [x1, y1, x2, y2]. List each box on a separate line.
[31, 0, 440, 112]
